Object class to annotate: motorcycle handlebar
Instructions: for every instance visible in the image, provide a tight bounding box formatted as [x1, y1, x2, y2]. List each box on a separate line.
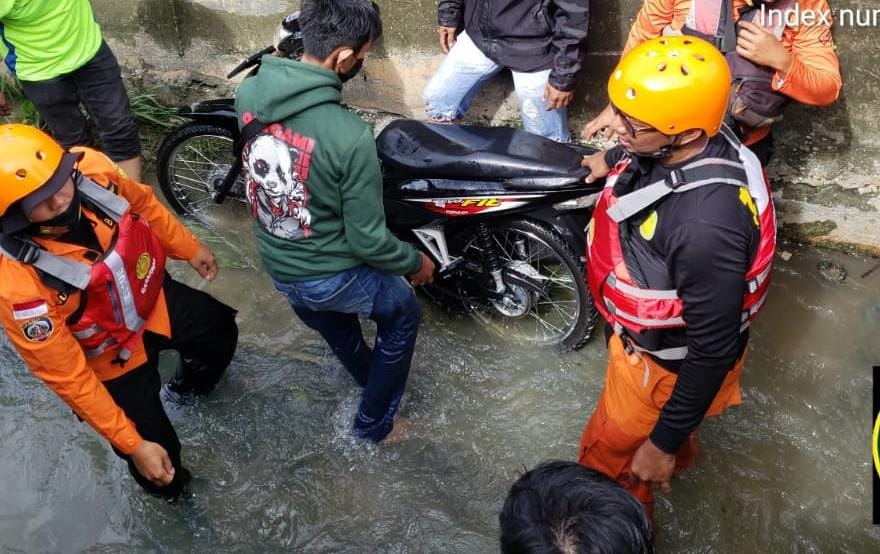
[226, 45, 276, 79]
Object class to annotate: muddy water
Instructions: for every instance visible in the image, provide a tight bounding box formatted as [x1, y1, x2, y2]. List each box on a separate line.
[1, 207, 879, 552]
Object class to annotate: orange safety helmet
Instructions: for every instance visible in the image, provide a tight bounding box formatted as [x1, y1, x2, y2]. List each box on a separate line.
[608, 36, 731, 137]
[0, 125, 82, 229]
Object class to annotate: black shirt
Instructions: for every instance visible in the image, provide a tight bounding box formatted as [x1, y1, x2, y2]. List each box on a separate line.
[604, 136, 760, 453]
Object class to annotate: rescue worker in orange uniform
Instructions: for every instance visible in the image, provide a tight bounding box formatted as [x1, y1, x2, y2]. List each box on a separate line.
[583, 0, 841, 165]
[0, 125, 238, 498]
[578, 37, 776, 523]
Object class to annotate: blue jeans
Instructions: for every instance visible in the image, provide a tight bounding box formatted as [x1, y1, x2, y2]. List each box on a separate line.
[273, 265, 422, 442]
[422, 31, 570, 142]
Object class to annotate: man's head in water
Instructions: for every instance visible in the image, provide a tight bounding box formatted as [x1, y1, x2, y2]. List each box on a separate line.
[499, 460, 653, 554]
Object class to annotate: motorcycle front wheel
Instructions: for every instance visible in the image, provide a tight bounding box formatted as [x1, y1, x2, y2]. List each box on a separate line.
[156, 122, 248, 228]
[458, 219, 598, 350]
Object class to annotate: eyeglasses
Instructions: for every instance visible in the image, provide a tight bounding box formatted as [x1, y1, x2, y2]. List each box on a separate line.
[611, 105, 656, 137]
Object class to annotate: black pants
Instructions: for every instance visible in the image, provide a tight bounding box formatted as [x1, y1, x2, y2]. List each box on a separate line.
[19, 41, 141, 161]
[102, 275, 237, 497]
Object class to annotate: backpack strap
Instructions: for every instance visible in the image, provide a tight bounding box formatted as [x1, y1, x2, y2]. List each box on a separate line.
[75, 174, 129, 222]
[0, 234, 92, 290]
[214, 118, 269, 204]
[683, 0, 737, 52]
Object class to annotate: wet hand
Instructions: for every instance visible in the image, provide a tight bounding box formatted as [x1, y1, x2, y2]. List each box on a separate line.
[131, 440, 175, 487]
[189, 245, 218, 281]
[409, 252, 436, 287]
[736, 21, 793, 74]
[0, 92, 10, 117]
[630, 439, 675, 494]
[439, 26, 457, 54]
[582, 104, 617, 141]
[543, 84, 574, 111]
[582, 151, 610, 184]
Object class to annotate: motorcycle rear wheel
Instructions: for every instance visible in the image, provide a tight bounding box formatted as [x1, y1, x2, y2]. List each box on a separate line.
[459, 219, 598, 350]
[156, 122, 248, 228]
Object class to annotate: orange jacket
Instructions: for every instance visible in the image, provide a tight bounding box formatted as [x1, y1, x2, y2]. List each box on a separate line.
[0, 148, 202, 455]
[624, 0, 842, 142]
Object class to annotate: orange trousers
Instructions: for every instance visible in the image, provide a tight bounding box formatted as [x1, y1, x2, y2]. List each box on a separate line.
[578, 334, 745, 521]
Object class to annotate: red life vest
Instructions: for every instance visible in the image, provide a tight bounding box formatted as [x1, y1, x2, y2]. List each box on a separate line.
[4, 175, 168, 362]
[586, 127, 776, 361]
[70, 210, 166, 362]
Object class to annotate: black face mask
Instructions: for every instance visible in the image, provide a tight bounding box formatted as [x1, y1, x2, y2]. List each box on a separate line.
[26, 190, 82, 238]
[339, 59, 364, 83]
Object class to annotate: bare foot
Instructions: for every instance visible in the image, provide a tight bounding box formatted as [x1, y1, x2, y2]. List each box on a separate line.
[383, 417, 411, 444]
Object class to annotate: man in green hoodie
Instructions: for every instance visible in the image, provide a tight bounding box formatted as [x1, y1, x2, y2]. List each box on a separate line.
[235, 0, 435, 443]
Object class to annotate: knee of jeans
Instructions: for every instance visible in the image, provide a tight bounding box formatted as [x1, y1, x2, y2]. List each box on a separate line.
[423, 87, 461, 122]
[519, 104, 569, 142]
[405, 294, 422, 326]
[424, 101, 460, 123]
[388, 290, 422, 332]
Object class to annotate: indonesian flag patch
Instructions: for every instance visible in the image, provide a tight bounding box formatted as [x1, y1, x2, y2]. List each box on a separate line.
[12, 300, 49, 320]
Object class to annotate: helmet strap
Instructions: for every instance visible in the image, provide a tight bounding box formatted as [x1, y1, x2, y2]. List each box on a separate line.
[632, 134, 679, 160]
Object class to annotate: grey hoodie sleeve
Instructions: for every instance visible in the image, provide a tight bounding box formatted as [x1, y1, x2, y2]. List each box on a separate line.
[340, 126, 422, 276]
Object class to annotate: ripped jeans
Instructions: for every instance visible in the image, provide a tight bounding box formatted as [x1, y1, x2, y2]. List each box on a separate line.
[273, 265, 421, 442]
[422, 31, 570, 143]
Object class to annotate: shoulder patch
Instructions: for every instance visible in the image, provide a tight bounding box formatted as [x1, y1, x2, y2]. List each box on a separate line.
[20, 316, 54, 342]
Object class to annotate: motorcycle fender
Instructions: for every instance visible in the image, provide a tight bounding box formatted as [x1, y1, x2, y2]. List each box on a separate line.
[179, 103, 240, 133]
[532, 209, 591, 257]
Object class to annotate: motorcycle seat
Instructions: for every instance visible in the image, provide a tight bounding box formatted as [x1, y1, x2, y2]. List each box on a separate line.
[377, 120, 592, 190]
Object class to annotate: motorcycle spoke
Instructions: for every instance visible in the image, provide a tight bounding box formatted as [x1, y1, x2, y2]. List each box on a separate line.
[540, 301, 577, 322]
[171, 161, 211, 183]
[176, 154, 225, 177]
[528, 312, 565, 337]
[459, 224, 586, 346]
[183, 141, 231, 166]
[173, 158, 226, 168]
[170, 173, 211, 188]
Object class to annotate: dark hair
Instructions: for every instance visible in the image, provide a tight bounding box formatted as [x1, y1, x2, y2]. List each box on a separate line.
[298, 0, 382, 60]
[499, 461, 653, 554]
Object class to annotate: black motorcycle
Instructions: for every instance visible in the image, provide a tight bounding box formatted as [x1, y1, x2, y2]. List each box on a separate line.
[156, 16, 601, 349]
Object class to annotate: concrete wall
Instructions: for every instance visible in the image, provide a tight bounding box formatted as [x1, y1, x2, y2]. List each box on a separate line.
[90, 0, 880, 253]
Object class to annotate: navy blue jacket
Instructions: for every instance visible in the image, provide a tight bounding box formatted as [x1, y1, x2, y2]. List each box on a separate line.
[438, 0, 590, 91]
